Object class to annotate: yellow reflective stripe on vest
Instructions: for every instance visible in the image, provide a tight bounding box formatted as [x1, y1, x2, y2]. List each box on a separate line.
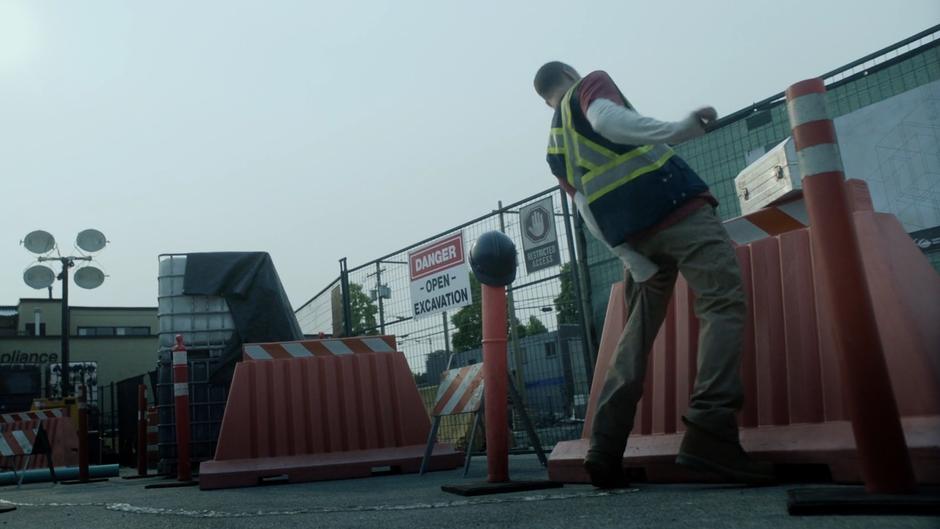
[584, 146, 675, 203]
[576, 135, 619, 165]
[553, 82, 677, 203]
[558, 88, 620, 171]
[561, 92, 611, 171]
[559, 92, 582, 187]
[573, 141, 611, 170]
[580, 145, 654, 185]
[548, 128, 564, 148]
[547, 128, 566, 155]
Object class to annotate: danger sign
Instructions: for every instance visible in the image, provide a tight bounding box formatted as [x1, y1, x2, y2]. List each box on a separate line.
[409, 233, 473, 319]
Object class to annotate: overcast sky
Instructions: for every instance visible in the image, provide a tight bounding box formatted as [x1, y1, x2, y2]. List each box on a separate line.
[2, 1, 937, 309]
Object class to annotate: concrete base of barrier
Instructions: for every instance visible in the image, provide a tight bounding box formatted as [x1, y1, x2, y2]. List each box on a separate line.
[199, 444, 463, 490]
[786, 486, 940, 516]
[548, 416, 940, 484]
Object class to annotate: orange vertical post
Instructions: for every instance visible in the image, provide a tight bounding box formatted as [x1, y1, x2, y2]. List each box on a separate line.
[786, 78, 915, 493]
[78, 385, 89, 482]
[137, 384, 147, 476]
[482, 284, 509, 483]
[172, 335, 192, 482]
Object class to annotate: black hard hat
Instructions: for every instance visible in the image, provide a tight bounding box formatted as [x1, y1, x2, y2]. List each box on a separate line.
[469, 231, 518, 287]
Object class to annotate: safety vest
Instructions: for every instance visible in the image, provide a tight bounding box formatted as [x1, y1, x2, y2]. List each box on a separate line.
[547, 80, 709, 245]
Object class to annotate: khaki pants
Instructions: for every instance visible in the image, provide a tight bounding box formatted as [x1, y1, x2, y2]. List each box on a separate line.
[589, 205, 746, 460]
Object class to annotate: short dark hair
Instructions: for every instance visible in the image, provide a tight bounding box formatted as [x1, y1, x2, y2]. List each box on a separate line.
[534, 61, 578, 97]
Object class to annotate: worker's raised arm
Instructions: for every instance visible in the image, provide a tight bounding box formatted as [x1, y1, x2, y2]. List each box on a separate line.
[586, 99, 715, 146]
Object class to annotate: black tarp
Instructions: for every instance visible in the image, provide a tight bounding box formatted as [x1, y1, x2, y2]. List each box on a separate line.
[182, 252, 303, 383]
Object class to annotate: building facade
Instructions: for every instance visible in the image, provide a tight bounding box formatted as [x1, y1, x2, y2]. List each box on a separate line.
[0, 298, 157, 412]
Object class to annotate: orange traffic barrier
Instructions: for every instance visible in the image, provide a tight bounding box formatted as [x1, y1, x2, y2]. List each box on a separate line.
[199, 347, 462, 489]
[549, 179, 940, 484]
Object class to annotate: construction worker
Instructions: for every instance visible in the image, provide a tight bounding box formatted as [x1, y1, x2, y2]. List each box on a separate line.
[533, 62, 774, 488]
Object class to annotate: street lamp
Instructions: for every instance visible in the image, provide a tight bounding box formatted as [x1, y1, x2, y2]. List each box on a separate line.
[21, 229, 109, 398]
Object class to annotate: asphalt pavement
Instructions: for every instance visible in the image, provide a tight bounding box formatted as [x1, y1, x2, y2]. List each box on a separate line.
[1, 455, 936, 528]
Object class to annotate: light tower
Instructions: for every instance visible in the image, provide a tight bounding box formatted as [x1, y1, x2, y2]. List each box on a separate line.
[21, 229, 109, 397]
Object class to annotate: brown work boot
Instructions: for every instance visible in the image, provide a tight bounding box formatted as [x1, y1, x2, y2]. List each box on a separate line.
[584, 452, 630, 489]
[675, 421, 775, 484]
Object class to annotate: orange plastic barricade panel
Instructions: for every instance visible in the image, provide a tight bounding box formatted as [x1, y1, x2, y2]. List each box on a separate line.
[672, 277, 698, 434]
[854, 211, 940, 417]
[199, 350, 461, 489]
[779, 229, 824, 424]
[0, 417, 78, 470]
[736, 245, 759, 429]
[650, 302, 676, 435]
[580, 282, 627, 438]
[751, 236, 790, 426]
[548, 181, 940, 485]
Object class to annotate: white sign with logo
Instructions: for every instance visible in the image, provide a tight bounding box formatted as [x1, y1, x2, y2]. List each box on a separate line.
[48, 361, 99, 403]
[409, 233, 473, 319]
[519, 196, 561, 273]
[910, 226, 940, 254]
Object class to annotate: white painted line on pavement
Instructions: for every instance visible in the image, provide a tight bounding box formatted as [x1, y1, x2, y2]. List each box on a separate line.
[1, 488, 639, 518]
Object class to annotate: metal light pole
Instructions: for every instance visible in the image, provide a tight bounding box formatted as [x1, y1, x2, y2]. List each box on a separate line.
[39, 255, 91, 397]
[21, 229, 108, 399]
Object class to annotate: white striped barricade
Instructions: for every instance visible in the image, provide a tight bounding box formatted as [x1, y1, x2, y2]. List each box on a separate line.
[723, 196, 809, 246]
[0, 424, 54, 487]
[0, 427, 38, 459]
[431, 363, 485, 418]
[723, 178, 877, 247]
[0, 408, 67, 424]
[420, 362, 548, 476]
[242, 335, 398, 361]
[421, 362, 486, 477]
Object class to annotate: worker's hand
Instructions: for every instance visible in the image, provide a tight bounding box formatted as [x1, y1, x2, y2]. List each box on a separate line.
[694, 106, 718, 125]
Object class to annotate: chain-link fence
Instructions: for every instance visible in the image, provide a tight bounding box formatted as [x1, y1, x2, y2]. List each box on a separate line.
[295, 186, 596, 451]
[581, 29, 940, 334]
